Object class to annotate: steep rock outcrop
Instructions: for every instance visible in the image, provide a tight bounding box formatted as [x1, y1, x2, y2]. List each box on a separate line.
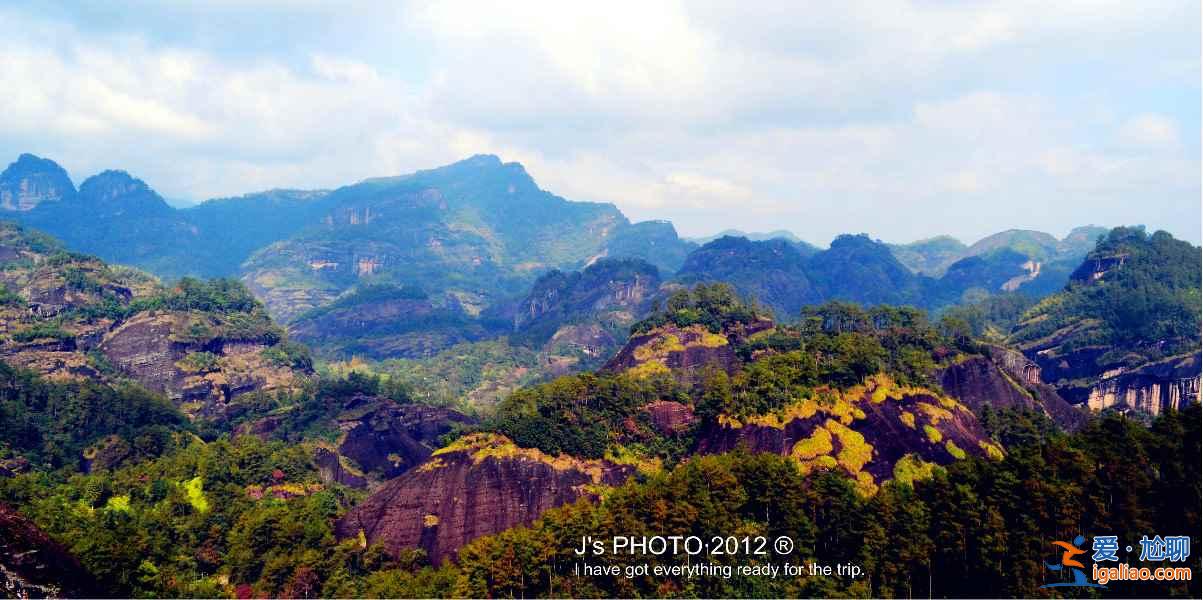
[603, 319, 773, 378]
[0, 223, 310, 420]
[939, 347, 1086, 429]
[644, 400, 696, 434]
[697, 376, 996, 490]
[514, 259, 657, 332]
[1079, 353, 1201, 416]
[0, 154, 75, 212]
[336, 433, 633, 564]
[333, 395, 476, 480]
[0, 504, 99, 598]
[1006, 227, 1201, 419]
[314, 447, 369, 489]
[97, 311, 303, 419]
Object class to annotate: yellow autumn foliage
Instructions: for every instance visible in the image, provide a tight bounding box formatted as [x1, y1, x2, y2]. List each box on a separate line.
[633, 334, 685, 361]
[626, 359, 670, 379]
[979, 440, 1005, 461]
[892, 454, 937, 486]
[432, 433, 614, 483]
[923, 424, 943, 443]
[791, 427, 834, 461]
[827, 419, 873, 473]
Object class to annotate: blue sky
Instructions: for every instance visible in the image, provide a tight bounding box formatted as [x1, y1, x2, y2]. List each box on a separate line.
[1, 1, 1199, 244]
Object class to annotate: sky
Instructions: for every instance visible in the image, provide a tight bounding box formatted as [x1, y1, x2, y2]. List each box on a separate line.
[1, 1, 1199, 245]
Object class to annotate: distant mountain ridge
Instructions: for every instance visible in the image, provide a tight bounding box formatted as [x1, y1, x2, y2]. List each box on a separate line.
[673, 231, 1091, 318]
[0, 155, 335, 279]
[0, 152, 1121, 363]
[888, 226, 1109, 277]
[0, 154, 695, 316]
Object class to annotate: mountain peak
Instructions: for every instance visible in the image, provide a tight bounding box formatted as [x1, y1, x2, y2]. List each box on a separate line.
[10, 153, 62, 171]
[828, 232, 882, 249]
[78, 170, 171, 214]
[464, 153, 502, 166]
[79, 170, 150, 197]
[0, 153, 76, 211]
[363, 154, 520, 188]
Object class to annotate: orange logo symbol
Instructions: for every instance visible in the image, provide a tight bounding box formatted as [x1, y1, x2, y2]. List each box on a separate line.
[1051, 540, 1087, 569]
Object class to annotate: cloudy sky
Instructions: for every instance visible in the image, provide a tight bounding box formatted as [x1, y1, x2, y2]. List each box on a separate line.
[2, 1, 1199, 244]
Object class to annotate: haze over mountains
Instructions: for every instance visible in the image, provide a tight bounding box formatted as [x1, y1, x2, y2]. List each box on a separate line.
[0, 153, 1106, 311]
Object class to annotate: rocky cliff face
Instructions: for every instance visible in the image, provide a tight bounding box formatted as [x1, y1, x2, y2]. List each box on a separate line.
[1014, 318, 1200, 418]
[0, 504, 99, 598]
[1078, 353, 1201, 416]
[1005, 227, 1202, 419]
[0, 154, 75, 212]
[332, 395, 476, 482]
[939, 346, 1086, 429]
[336, 433, 633, 564]
[0, 223, 311, 420]
[96, 311, 305, 419]
[236, 392, 476, 488]
[510, 258, 661, 361]
[514, 260, 657, 331]
[697, 376, 997, 492]
[603, 319, 774, 378]
[644, 400, 696, 434]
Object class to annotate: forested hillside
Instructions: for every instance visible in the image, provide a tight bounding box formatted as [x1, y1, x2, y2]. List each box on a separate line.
[0, 164, 1196, 599]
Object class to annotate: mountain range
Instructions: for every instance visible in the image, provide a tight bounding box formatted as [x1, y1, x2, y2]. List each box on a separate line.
[0, 153, 1110, 358]
[0, 153, 1197, 597]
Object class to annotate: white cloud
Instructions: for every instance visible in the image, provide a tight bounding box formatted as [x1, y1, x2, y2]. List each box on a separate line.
[0, 1, 1197, 244]
[415, 1, 710, 98]
[310, 54, 380, 84]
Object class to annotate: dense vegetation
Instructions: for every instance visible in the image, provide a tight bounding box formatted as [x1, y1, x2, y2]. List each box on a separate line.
[0, 201, 1197, 599]
[382, 406, 1202, 598]
[213, 369, 414, 445]
[4, 405, 1193, 597]
[1010, 227, 1201, 361]
[938, 292, 1040, 340]
[375, 340, 542, 410]
[293, 284, 429, 324]
[674, 233, 1088, 319]
[631, 283, 766, 335]
[44, 272, 288, 348]
[487, 294, 982, 460]
[698, 302, 980, 420]
[490, 369, 691, 460]
[0, 362, 189, 470]
[0, 436, 368, 598]
[752, 302, 976, 384]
